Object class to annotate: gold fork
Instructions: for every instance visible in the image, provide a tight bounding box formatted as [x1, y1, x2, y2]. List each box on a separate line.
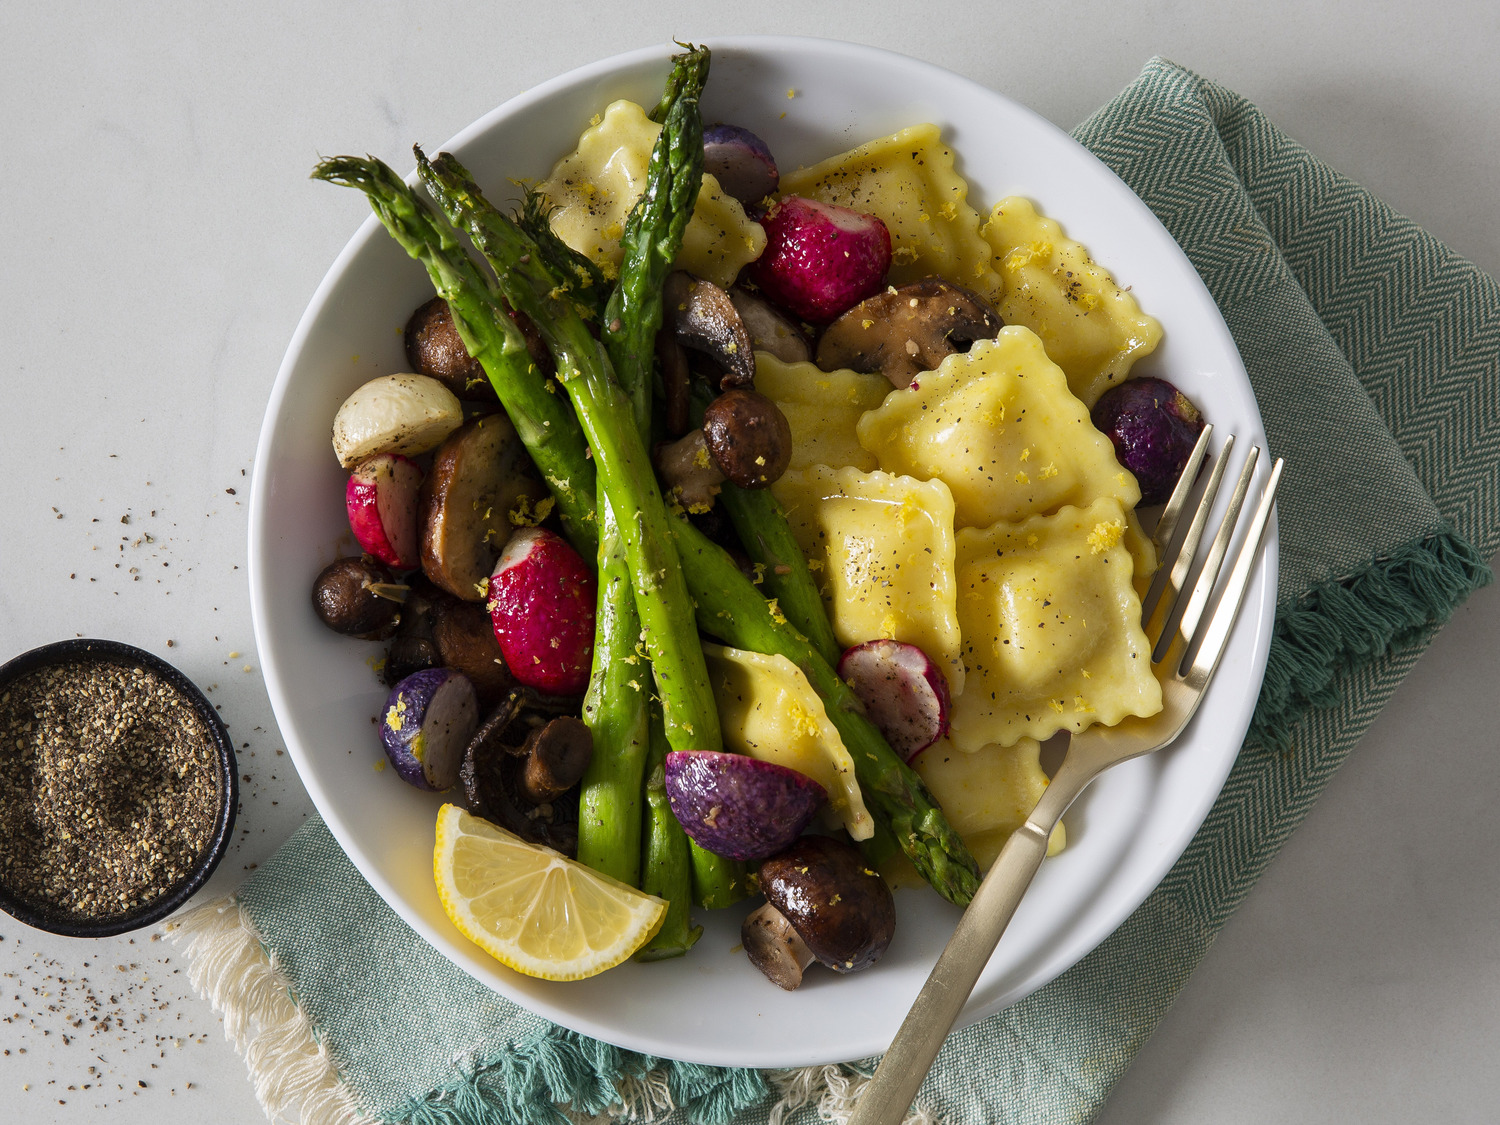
[848, 427, 1283, 1125]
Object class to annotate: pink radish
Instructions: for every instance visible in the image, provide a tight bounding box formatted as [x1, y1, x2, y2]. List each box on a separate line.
[346, 453, 423, 570]
[838, 639, 952, 760]
[751, 196, 891, 323]
[486, 527, 596, 695]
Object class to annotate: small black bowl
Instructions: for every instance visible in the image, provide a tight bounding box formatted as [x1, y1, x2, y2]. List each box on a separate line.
[0, 639, 238, 937]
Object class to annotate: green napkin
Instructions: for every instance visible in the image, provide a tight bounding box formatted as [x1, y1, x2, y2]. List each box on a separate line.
[169, 58, 1498, 1125]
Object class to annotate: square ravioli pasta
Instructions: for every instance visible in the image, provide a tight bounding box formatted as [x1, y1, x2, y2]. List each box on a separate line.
[753, 353, 891, 474]
[948, 497, 1162, 751]
[981, 197, 1162, 407]
[911, 738, 1064, 871]
[857, 328, 1139, 530]
[537, 99, 764, 289]
[772, 465, 966, 695]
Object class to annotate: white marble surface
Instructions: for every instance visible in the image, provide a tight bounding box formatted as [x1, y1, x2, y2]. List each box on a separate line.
[1, 3, 1496, 1122]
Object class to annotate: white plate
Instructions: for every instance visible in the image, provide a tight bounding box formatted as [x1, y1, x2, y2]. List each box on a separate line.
[250, 36, 1277, 1068]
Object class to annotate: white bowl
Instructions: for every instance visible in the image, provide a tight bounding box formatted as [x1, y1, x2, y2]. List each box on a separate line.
[250, 36, 1277, 1068]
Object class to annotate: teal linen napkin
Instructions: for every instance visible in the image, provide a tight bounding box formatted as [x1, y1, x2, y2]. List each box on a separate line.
[169, 58, 1498, 1125]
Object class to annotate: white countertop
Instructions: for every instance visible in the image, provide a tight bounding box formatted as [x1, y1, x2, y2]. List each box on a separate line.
[1, 4, 1496, 1122]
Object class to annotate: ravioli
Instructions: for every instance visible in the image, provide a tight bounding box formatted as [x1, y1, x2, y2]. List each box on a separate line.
[911, 738, 1064, 870]
[537, 100, 765, 289]
[948, 498, 1162, 750]
[753, 353, 891, 473]
[779, 124, 998, 295]
[981, 197, 1162, 406]
[702, 644, 873, 840]
[771, 466, 964, 694]
[856, 329, 1139, 530]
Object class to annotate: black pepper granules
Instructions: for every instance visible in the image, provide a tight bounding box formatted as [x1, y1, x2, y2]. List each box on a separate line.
[0, 660, 221, 921]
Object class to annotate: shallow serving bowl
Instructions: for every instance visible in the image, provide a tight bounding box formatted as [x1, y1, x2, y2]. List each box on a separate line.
[250, 36, 1277, 1068]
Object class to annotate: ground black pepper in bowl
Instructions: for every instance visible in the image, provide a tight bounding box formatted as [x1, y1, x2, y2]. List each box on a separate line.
[0, 640, 237, 936]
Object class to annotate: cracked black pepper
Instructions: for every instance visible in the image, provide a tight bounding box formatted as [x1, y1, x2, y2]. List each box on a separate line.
[0, 661, 220, 920]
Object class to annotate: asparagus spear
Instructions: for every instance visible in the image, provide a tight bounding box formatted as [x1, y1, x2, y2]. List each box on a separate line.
[517, 189, 609, 323]
[416, 149, 722, 764]
[684, 384, 842, 667]
[670, 511, 982, 907]
[577, 493, 649, 886]
[635, 703, 703, 959]
[594, 45, 747, 909]
[576, 47, 706, 887]
[310, 156, 598, 558]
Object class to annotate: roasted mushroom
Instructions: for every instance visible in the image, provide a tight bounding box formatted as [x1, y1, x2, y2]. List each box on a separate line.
[404, 296, 494, 402]
[702, 388, 792, 489]
[815, 278, 1002, 388]
[419, 413, 545, 602]
[312, 556, 405, 639]
[654, 428, 725, 512]
[729, 287, 812, 364]
[663, 271, 756, 390]
[383, 578, 445, 685]
[460, 688, 591, 855]
[742, 834, 896, 990]
[431, 598, 514, 710]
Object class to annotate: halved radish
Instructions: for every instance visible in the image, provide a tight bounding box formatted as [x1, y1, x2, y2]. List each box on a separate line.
[663, 750, 825, 861]
[346, 453, 423, 570]
[837, 639, 952, 761]
[486, 527, 596, 695]
[381, 668, 479, 791]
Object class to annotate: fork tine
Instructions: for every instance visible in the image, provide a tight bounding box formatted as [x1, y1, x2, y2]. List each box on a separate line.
[1141, 433, 1235, 624]
[1181, 456, 1284, 681]
[1151, 423, 1214, 553]
[1152, 445, 1260, 662]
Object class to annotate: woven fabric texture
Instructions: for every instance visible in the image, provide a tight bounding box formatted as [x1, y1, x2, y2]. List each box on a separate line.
[223, 58, 1499, 1125]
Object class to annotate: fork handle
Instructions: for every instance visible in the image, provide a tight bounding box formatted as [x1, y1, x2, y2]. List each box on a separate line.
[847, 767, 1087, 1125]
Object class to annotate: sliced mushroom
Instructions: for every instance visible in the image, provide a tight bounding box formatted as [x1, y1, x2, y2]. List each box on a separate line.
[656, 332, 693, 437]
[815, 277, 1003, 388]
[419, 413, 545, 601]
[460, 689, 590, 855]
[654, 429, 725, 512]
[742, 834, 896, 989]
[431, 598, 514, 711]
[729, 287, 812, 364]
[742, 902, 817, 990]
[702, 388, 792, 489]
[663, 271, 756, 390]
[383, 579, 447, 685]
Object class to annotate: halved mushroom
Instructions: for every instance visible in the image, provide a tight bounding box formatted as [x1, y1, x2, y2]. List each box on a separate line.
[815, 277, 1002, 388]
[460, 688, 591, 855]
[419, 413, 545, 601]
[431, 598, 514, 711]
[702, 388, 792, 489]
[663, 271, 756, 390]
[728, 287, 812, 364]
[654, 428, 725, 513]
[742, 834, 896, 990]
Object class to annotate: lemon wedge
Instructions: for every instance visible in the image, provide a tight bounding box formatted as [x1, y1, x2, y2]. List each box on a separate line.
[433, 804, 666, 980]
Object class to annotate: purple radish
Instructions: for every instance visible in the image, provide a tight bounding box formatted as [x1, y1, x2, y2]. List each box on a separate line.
[347, 453, 423, 570]
[838, 640, 952, 761]
[380, 668, 478, 791]
[703, 124, 779, 209]
[1090, 377, 1205, 505]
[663, 751, 825, 861]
